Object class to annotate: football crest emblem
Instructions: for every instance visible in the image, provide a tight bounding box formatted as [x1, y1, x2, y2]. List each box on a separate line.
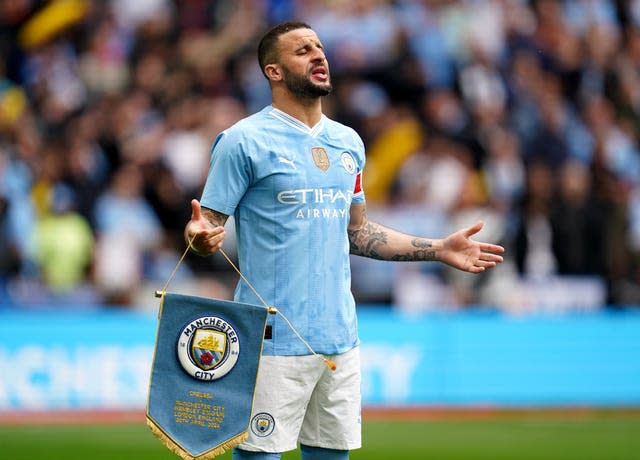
[340, 151, 356, 174]
[311, 147, 330, 171]
[192, 329, 225, 370]
[251, 413, 275, 437]
[177, 315, 240, 380]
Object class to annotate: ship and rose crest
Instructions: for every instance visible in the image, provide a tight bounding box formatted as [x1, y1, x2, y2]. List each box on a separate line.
[177, 316, 240, 381]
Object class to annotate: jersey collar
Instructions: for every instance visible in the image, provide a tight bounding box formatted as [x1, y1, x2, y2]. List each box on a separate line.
[269, 107, 325, 138]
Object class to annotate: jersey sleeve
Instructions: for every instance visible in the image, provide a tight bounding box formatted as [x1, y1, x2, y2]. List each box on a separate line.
[200, 129, 252, 216]
[351, 128, 366, 204]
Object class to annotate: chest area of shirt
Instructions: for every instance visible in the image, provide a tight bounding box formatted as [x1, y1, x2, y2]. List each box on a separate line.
[259, 140, 359, 187]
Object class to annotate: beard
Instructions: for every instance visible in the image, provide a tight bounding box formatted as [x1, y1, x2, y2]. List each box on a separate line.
[281, 64, 332, 98]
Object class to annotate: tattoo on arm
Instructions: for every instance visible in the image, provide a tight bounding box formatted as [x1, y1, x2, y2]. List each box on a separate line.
[202, 207, 229, 227]
[348, 222, 388, 259]
[348, 223, 436, 261]
[390, 238, 436, 261]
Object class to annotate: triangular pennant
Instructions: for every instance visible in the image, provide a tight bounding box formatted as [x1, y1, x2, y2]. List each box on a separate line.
[147, 292, 269, 459]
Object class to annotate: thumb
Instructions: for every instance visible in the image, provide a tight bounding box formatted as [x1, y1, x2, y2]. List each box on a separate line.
[191, 198, 203, 221]
[463, 220, 484, 238]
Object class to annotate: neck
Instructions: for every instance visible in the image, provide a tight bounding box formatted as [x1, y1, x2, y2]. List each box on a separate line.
[271, 89, 323, 128]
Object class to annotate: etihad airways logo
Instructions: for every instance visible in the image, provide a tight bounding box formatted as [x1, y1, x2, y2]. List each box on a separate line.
[277, 187, 351, 220]
[277, 188, 352, 205]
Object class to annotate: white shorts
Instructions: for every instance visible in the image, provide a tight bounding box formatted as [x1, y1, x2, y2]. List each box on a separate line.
[238, 346, 361, 453]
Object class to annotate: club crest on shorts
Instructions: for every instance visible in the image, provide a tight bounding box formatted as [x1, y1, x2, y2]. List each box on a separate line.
[311, 147, 330, 171]
[340, 151, 356, 174]
[177, 315, 240, 381]
[251, 413, 275, 437]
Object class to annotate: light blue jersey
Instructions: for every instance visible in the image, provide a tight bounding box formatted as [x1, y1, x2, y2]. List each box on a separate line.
[201, 106, 366, 356]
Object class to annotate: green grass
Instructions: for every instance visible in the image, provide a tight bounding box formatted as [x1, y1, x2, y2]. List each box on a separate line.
[1, 415, 638, 460]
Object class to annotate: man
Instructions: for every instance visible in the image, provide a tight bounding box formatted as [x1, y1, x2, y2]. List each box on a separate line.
[184, 21, 504, 460]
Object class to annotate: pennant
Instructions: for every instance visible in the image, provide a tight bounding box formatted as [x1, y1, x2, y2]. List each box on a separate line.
[147, 292, 269, 460]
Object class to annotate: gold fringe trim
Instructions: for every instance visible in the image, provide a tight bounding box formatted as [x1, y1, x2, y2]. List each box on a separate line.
[146, 416, 248, 460]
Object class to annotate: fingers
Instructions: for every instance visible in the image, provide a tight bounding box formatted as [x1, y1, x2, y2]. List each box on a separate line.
[191, 198, 202, 221]
[480, 242, 505, 254]
[186, 198, 226, 254]
[463, 220, 484, 238]
[464, 246, 505, 273]
[479, 251, 504, 264]
[463, 223, 506, 257]
[468, 267, 485, 274]
[467, 258, 497, 273]
[191, 226, 226, 254]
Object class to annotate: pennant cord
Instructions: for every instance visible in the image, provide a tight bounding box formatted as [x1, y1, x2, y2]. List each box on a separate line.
[156, 234, 336, 371]
[217, 247, 337, 372]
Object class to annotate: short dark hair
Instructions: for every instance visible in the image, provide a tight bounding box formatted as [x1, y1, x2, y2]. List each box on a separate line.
[257, 21, 312, 78]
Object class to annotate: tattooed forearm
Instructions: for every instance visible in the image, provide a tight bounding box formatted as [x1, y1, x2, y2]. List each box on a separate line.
[202, 207, 229, 227]
[349, 222, 436, 261]
[389, 238, 436, 261]
[348, 222, 388, 259]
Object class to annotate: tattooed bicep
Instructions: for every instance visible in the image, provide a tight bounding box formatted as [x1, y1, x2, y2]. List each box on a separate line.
[202, 207, 229, 227]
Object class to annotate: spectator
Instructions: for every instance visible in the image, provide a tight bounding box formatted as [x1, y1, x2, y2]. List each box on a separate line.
[549, 160, 608, 275]
[0, 0, 639, 310]
[93, 163, 163, 304]
[514, 161, 556, 279]
[33, 183, 95, 296]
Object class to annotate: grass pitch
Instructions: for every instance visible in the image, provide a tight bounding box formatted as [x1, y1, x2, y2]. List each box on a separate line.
[1, 412, 638, 460]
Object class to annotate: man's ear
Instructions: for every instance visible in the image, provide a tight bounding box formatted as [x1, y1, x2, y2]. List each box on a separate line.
[264, 63, 282, 82]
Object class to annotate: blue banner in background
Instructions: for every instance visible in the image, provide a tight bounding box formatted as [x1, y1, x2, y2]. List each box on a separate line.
[0, 309, 156, 410]
[357, 309, 640, 406]
[1, 307, 640, 410]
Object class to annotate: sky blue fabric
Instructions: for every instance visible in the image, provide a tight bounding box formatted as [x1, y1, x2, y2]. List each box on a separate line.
[201, 106, 366, 356]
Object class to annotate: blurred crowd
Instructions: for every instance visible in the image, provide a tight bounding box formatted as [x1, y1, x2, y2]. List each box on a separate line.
[1, 0, 640, 312]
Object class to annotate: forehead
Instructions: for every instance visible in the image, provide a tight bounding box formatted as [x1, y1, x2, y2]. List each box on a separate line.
[278, 28, 322, 50]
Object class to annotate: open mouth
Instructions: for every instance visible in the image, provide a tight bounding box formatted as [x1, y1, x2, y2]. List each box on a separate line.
[311, 67, 328, 81]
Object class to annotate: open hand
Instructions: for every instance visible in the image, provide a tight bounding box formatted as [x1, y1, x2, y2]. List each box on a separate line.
[439, 221, 504, 273]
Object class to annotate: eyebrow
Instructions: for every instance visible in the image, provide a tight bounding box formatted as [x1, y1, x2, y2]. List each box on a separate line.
[294, 40, 324, 52]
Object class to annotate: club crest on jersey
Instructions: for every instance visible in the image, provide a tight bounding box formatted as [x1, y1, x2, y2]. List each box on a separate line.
[341, 151, 356, 174]
[311, 147, 330, 171]
[251, 413, 275, 437]
[177, 315, 240, 381]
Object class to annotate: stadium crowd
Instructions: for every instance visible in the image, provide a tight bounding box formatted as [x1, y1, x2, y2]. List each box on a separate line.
[1, 0, 640, 312]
